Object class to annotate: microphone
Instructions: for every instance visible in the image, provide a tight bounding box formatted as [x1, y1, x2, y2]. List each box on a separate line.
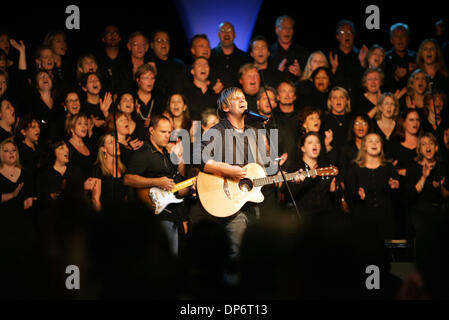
[244, 109, 268, 122]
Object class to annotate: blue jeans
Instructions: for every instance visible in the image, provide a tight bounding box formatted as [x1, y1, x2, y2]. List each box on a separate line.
[160, 220, 179, 256]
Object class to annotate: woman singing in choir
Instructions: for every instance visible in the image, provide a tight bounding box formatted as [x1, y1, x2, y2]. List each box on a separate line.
[345, 133, 400, 240]
[92, 133, 127, 210]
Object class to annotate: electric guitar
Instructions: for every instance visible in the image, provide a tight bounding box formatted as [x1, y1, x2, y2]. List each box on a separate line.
[196, 163, 338, 218]
[136, 177, 196, 214]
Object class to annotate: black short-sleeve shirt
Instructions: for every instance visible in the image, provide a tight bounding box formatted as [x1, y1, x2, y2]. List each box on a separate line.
[126, 140, 187, 222]
[126, 141, 178, 179]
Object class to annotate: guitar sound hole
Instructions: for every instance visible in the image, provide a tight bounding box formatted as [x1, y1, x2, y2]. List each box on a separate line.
[239, 179, 253, 193]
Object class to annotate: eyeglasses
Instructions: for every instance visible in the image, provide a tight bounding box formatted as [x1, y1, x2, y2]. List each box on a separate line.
[220, 28, 233, 33]
[154, 38, 169, 44]
[354, 121, 368, 126]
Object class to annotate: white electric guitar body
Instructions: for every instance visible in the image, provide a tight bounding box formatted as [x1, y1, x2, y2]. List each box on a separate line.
[136, 177, 196, 214]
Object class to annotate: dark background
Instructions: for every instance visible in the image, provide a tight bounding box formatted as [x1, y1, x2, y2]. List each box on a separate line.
[2, 1, 448, 64]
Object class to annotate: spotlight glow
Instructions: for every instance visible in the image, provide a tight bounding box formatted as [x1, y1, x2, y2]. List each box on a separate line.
[174, 0, 264, 52]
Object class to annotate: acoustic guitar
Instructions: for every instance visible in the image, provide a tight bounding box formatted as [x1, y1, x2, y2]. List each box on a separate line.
[196, 163, 338, 218]
[136, 177, 196, 214]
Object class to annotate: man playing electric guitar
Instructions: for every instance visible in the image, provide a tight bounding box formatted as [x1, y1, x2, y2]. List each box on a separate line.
[124, 115, 191, 256]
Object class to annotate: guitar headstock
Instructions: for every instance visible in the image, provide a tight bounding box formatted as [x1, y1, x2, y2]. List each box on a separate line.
[316, 166, 339, 177]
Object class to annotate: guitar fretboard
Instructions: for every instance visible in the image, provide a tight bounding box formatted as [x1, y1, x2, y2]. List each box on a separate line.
[171, 177, 197, 193]
[253, 170, 316, 187]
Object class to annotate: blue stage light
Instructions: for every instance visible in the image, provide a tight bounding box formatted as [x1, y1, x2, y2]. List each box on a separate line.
[174, 0, 264, 52]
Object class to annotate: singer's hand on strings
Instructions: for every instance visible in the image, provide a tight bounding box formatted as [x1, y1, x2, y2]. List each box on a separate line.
[293, 169, 305, 184]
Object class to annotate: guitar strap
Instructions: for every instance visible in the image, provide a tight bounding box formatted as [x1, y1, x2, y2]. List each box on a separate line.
[161, 150, 186, 215]
[163, 149, 183, 183]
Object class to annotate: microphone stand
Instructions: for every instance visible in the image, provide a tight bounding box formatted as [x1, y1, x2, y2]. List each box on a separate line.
[259, 68, 301, 221]
[277, 158, 302, 221]
[429, 82, 443, 207]
[260, 69, 277, 129]
[112, 101, 118, 203]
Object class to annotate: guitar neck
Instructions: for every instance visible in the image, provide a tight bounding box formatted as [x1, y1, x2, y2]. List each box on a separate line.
[254, 166, 338, 187]
[253, 170, 314, 187]
[171, 177, 197, 193]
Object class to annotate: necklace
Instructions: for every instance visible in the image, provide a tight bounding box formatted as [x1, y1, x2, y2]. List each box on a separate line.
[331, 113, 344, 127]
[1, 167, 16, 178]
[138, 99, 154, 121]
[70, 138, 84, 147]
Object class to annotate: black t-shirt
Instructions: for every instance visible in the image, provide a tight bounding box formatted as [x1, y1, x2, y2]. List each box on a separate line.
[298, 88, 329, 112]
[182, 82, 218, 121]
[96, 50, 134, 95]
[18, 143, 41, 180]
[0, 168, 33, 211]
[352, 93, 376, 116]
[0, 126, 13, 143]
[388, 137, 417, 170]
[0, 168, 36, 256]
[384, 49, 417, 92]
[135, 93, 165, 122]
[285, 157, 336, 215]
[126, 140, 187, 222]
[148, 53, 186, 96]
[36, 165, 83, 210]
[339, 141, 359, 183]
[258, 65, 286, 90]
[24, 90, 66, 144]
[81, 101, 103, 120]
[243, 92, 258, 113]
[67, 141, 96, 180]
[321, 112, 352, 157]
[330, 47, 364, 98]
[92, 165, 127, 206]
[210, 45, 252, 88]
[344, 161, 398, 239]
[403, 160, 447, 209]
[372, 120, 397, 158]
[269, 41, 309, 83]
